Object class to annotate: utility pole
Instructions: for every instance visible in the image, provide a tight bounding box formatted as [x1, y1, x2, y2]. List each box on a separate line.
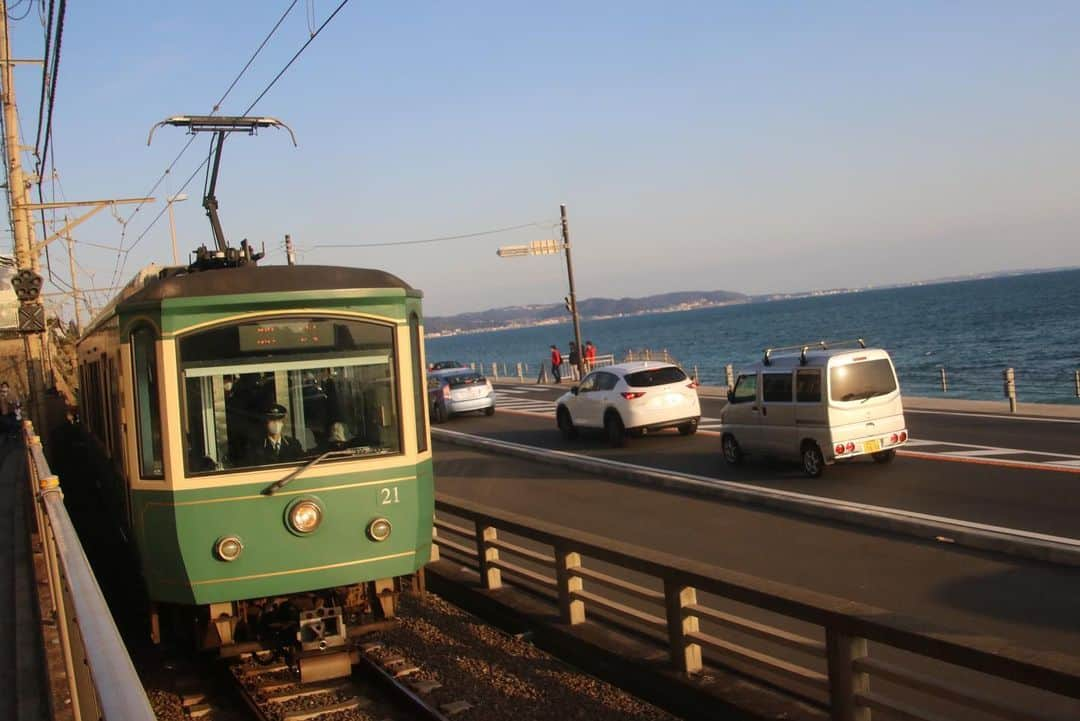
[65, 227, 81, 334]
[1, 0, 47, 425]
[285, 233, 296, 265]
[560, 204, 585, 380]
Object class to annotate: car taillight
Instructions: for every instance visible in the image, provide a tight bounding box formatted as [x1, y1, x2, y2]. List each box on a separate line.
[834, 444, 845, 455]
[899, 431, 908, 442]
[845, 442, 855, 453]
[442, 385, 451, 399]
[889, 433, 899, 444]
[687, 381, 699, 389]
[621, 392, 646, 400]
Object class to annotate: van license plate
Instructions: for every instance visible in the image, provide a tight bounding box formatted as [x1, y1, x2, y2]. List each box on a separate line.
[864, 439, 881, 453]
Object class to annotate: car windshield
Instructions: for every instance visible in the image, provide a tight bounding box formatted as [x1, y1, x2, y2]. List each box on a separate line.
[178, 317, 401, 474]
[625, 366, 687, 387]
[431, 360, 464, 370]
[829, 359, 898, 402]
[445, 373, 485, 389]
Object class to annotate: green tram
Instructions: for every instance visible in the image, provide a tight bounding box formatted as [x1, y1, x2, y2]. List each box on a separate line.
[76, 261, 433, 669]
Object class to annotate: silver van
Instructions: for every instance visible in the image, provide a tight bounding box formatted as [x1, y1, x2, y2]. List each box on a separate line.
[719, 341, 908, 477]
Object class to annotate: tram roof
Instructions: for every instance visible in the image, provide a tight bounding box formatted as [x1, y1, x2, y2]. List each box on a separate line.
[119, 264, 418, 307]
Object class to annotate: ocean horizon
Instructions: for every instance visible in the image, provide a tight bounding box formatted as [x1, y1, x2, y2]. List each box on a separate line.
[426, 268, 1080, 404]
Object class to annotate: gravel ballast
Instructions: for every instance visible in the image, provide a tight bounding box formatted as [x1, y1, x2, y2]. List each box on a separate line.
[372, 593, 679, 721]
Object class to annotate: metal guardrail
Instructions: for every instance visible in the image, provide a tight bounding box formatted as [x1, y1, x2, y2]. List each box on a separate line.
[432, 493, 1080, 721]
[22, 421, 156, 721]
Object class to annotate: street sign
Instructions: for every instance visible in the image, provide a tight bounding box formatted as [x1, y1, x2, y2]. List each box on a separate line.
[496, 244, 530, 257]
[17, 301, 45, 333]
[528, 239, 562, 255]
[497, 239, 564, 257]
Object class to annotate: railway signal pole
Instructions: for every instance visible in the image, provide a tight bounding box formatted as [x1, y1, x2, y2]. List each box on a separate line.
[1, 0, 47, 423]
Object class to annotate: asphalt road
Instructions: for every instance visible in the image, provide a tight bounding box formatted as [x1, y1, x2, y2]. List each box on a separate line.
[440, 383, 1080, 538]
[432, 440, 1080, 718]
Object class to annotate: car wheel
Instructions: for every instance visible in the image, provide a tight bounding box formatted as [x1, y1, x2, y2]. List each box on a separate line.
[872, 449, 896, 464]
[604, 412, 626, 448]
[557, 406, 578, 440]
[721, 434, 742, 465]
[678, 419, 698, 436]
[801, 442, 825, 478]
[484, 405, 496, 417]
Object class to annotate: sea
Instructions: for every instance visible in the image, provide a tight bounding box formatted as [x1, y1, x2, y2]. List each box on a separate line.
[426, 268, 1080, 405]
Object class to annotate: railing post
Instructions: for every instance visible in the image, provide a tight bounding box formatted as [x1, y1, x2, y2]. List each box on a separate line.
[491, 362, 497, 379]
[430, 523, 440, 562]
[474, 523, 501, 590]
[1075, 369, 1079, 399]
[517, 362, 523, 382]
[1003, 367, 1016, 413]
[725, 364, 734, 390]
[939, 366, 948, 393]
[826, 629, 870, 721]
[663, 580, 702, 674]
[554, 545, 585, 625]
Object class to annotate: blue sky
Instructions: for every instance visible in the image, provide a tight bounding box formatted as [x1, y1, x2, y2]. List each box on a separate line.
[7, 1, 1080, 315]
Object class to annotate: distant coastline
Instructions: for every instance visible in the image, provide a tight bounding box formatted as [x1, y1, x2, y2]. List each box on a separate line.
[424, 265, 1078, 339]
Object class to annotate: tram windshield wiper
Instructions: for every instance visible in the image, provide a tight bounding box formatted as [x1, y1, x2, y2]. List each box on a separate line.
[263, 448, 366, 496]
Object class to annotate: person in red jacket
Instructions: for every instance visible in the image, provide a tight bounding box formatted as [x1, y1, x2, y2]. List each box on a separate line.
[550, 345, 563, 383]
[584, 340, 597, 370]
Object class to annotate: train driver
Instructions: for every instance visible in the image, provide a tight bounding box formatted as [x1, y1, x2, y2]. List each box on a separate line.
[250, 404, 304, 464]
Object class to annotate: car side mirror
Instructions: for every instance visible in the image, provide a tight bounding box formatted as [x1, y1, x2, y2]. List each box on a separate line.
[727, 389, 735, 402]
[571, 386, 579, 395]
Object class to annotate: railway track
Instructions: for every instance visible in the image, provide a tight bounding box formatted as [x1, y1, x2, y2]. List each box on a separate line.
[226, 639, 473, 721]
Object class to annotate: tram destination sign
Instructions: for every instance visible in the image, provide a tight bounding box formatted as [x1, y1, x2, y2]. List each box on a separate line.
[238, 320, 335, 351]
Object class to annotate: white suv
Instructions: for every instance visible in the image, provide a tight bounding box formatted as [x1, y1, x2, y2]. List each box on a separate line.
[555, 362, 701, 447]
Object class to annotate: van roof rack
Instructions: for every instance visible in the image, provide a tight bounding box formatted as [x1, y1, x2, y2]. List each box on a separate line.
[762, 338, 866, 366]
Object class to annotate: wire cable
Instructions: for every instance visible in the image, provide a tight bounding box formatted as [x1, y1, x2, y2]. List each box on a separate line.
[36, 0, 63, 179]
[109, 0, 301, 287]
[315, 222, 555, 249]
[116, 0, 351, 279]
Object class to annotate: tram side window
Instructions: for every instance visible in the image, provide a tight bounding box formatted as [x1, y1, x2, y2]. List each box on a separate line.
[179, 317, 403, 474]
[409, 313, 428, 453]
[131, 327, 165, 478]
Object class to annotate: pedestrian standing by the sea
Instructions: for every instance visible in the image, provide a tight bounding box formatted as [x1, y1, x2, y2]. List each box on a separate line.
[550, 345, 563, 384]
[568, 342, 580, 381]
[584, 341, 597, 370]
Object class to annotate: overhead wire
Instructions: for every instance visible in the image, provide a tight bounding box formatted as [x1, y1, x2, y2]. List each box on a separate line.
[109, 0, 302, 289]
[114, 0, 351, 282]
[314, 222, 556, 249]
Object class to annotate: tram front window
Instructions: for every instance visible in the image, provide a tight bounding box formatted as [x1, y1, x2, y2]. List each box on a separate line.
[178, 318, 401, 474]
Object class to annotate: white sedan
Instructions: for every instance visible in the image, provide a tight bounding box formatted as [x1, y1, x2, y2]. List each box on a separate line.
[555, 362, 701, 447]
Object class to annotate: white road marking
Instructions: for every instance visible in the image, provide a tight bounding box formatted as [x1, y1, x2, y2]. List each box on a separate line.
[941, 449, 1024, 457]
[905, 408, 1080, 424]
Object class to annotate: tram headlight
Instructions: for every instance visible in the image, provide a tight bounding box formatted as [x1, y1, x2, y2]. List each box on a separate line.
[286, 498, 324, 535]
[214, 535, 244, 562]
[367, 517, 392, 542]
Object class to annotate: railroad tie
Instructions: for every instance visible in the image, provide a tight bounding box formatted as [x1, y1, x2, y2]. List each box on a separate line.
[264, 680, 350, 704]
[440, 700, 474, 716]
[282, 697, 368, 721]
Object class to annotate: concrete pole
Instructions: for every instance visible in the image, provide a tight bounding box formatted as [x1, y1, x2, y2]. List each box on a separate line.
[65, 232, 81, 335]
[560, 204, 585, 381]
[1, 1, 46, 425]
[285, 233, 296, 266]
